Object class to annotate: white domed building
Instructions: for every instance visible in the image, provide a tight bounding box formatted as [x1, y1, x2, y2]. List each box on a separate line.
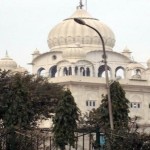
[31, 6, 150, 129]
[0, 51, 27, 73]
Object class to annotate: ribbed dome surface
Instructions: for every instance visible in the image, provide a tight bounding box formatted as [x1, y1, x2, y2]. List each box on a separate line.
[63, 46, 86, 59]
[47, 8, 115, 51]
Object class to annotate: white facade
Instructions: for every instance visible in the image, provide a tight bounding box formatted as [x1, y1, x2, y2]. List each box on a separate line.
[1, 6, 150, 128]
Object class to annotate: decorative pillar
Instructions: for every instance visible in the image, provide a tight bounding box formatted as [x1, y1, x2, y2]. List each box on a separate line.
[72, 66, 75, 75]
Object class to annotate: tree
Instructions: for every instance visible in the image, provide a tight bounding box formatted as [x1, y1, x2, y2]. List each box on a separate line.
[86, 81, 130, 149]
[99, 81, 130, 129]
[95, 81, 150, 149]
[52, 89, 80, 150]
[0, 70, 64, 149]
[0, 70, 64, 129]
[104, 129, 150, 150]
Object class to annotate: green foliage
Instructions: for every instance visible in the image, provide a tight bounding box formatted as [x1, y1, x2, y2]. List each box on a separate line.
[88, 108, 103, 127]
[99, 81, 130, 129]
[78, 80, 150, 149]
[85, 81, 130, 149]
[52, 89, 80, 150]
[86, 81, 130, 131]
[105, 129, 150, 150]
[0, 70, 64, 129]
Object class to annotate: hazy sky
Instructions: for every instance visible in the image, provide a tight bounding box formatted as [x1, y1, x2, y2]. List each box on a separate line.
[0, 0, 150, 72]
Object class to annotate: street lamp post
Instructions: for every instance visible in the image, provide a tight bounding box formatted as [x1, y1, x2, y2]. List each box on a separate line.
[74, 18, 114, 130]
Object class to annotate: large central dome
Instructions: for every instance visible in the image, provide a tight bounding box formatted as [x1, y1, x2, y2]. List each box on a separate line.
[47, 8, 115, 51]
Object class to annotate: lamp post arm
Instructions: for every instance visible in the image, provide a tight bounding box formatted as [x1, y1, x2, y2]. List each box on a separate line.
[84, 24, 106, 60]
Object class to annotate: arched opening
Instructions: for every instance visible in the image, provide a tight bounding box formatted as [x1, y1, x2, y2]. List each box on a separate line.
[115, 66, 125, 79]
[37, 67, 46, 77]
[68, 67, 72, 75]
[63, 67, 68, 76]
[135, 69, 141, 75]
[49, 65, 57, 78]
[98, 65, 111, 78]
[80, 67, 85, 76]
[86, 67, 90, 76]
[75, 66, 78, 75]
[132, 68, 141, 79]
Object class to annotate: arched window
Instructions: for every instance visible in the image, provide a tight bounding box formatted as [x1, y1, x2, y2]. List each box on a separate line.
[80, 67, 85, 76]
[49, 65, 57, 78]
[115, 66, 125, 79]
[63, 67, 68, 76]
[37, 67, 46, 77]
[132, 68, 141, 79]
[98, 65, 111, 78]
[75, 66, 78, 75]
[86, 67, 90, 76]
[68, 67, 72, 75]
[135, 69, 141, 75]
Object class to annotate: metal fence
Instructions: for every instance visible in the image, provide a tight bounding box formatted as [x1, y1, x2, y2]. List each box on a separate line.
[0, 129, 96, 150]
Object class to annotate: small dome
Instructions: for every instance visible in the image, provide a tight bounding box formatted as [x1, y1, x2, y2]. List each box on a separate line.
[123, 46, 131, 52]
[47, 8, 115, 52]
[122, 46, 132, 59]
[0, 52, 17, 70]
[33, 48, 40, 55]
[63, 45, 86, 59]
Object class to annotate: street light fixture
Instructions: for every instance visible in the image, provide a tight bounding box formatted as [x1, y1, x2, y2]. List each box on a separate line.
[74, 18, 114, 130]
